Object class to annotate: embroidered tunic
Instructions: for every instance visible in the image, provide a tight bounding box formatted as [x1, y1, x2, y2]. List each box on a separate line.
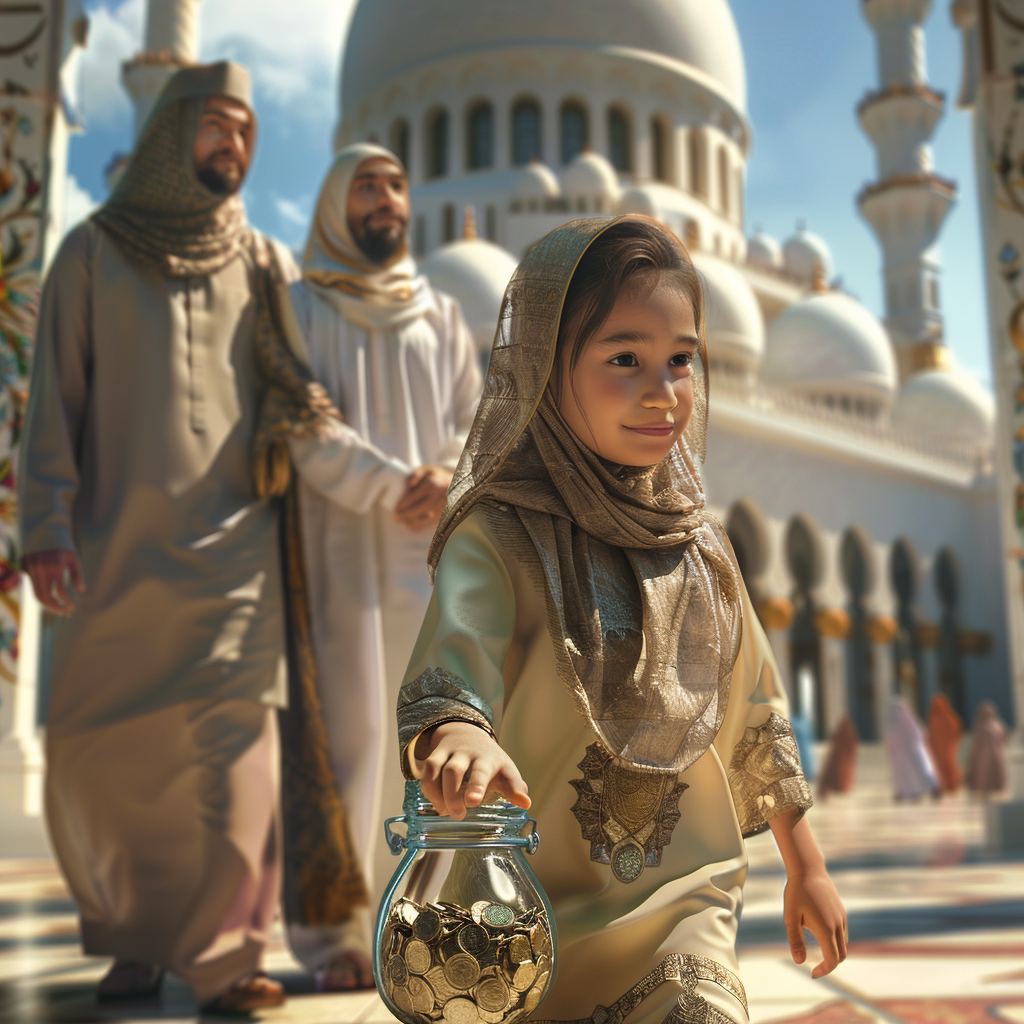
[398, 508, 812, 1024]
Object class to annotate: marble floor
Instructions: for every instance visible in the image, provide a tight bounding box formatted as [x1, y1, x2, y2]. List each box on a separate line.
[0, 747, 1022, 1024]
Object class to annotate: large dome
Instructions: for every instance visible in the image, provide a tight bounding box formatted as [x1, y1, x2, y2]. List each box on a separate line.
[341, 0, 747, 114]
[893, 368, 995, 455]
[693, 254, 765, 375]
[763, 292, 898, 403]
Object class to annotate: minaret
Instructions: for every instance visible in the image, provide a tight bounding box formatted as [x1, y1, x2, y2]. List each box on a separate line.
[857, 0, 957, 382]
[121, 0, 203, 138]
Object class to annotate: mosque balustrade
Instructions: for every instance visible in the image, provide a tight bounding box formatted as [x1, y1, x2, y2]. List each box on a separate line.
[710, 371, 990, 474]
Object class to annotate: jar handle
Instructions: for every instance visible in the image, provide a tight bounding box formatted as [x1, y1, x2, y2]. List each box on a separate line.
[383, 816, 408, 855]
[524, 818, 540, 855]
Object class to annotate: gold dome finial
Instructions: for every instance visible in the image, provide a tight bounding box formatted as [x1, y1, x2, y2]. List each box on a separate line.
[463, 205, 477, 240]
[812, 260, 828, 292]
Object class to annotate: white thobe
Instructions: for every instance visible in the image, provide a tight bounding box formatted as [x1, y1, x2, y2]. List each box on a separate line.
[285, 280, 481, 968]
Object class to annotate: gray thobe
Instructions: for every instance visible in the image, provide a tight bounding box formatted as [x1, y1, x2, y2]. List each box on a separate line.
[18, 220, 289, 1001]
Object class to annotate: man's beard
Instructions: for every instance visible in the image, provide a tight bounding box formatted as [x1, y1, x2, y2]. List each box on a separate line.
[196, 158, 243, 196]
[356, 220, 406, 263]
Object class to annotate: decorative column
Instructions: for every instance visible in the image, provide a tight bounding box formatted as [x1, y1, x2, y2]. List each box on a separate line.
[0, 0, 86, 815]
[858, 0, 957, 382]
[867, 613, 898, 740]
[758, 596, 795, 704]
[121, 0, 202, 139]
[953, 0, 1024, 847]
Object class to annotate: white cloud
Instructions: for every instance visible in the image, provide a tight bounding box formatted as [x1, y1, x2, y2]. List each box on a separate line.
[275, 196, 310, 228]
[78, 0, 144, 129]
[64, 174, 99, 235]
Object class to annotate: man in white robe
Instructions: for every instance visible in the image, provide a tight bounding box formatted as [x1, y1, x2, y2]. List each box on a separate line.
[284, 144, 482, 987]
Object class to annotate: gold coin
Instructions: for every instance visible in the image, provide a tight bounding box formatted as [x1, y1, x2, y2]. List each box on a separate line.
[477, 1010, 506, 1024]
[398, 899, 421, 927]
[425, 966, 458, 1004]
[508, 935, 532, 964]
[523, 986, 543, 1013]
[443, 952, 481, 990]
[470, 900, 490, 923]
[511, 962, 537, 993]
[457, 923, 490, 957]
[414, 908, 443, 942]
[389, 955, 410, 986]
[531, 968, 550, 996]
[443, 997, 479, 1024]
[481, 903, 515, 929]
[393, 985, 414, 1014]
[405, 938, 433, 975]
[475, 975, 510, 1013]
[408, 975, 435, 1014]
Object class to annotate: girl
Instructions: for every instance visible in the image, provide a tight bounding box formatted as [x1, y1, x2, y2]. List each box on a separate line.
[396, 216, 847, 1024]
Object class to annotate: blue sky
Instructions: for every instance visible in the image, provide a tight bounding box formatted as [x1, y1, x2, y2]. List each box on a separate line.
[66, 0, 990, 386]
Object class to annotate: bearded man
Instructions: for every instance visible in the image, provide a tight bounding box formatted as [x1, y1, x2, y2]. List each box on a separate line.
[283, 144, 481, 989]
[18, 62, 310, 1013]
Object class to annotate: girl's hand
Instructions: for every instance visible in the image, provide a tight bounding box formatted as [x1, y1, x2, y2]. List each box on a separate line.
[783, 868, 848, 978]
[410, 721, 531, 820]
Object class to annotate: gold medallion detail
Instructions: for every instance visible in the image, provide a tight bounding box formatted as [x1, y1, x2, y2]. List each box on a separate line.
[569, 742, 688, 883]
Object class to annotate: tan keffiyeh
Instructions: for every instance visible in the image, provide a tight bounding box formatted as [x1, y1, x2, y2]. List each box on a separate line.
[430, 216, 743, 775]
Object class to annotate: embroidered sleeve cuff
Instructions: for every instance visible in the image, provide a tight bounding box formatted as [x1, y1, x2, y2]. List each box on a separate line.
[397, 667, 496, 780]
[727, 711, 813, 838]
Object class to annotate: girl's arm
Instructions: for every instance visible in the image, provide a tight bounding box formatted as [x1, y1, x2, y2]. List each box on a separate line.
[769, 810, 848, 978]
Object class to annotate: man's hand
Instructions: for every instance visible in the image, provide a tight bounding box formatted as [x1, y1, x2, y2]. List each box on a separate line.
[22, 550, 85, 616]
[393, 465, 453, 532]
[410, 720, 530, 820]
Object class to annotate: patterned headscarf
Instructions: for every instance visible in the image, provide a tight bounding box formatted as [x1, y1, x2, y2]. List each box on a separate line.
[430, 216, 743, 776]
[92, 62, 254, 277]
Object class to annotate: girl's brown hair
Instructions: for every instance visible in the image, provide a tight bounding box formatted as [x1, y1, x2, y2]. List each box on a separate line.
[551, 217, 706, 398]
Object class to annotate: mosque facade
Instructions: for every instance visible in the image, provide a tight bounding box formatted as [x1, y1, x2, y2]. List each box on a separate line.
[336, 0, 1009, 740]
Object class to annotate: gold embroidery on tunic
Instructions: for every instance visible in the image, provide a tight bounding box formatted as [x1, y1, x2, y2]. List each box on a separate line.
[727, 711, 813, 838]
[569, 742, 689, 883]
[532, 952, 745, 1024]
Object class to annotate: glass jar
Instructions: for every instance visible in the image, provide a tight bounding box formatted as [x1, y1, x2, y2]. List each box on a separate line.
[374, 782, 557, 1024]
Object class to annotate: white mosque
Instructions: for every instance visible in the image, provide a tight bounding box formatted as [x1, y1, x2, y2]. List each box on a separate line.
[335, 0, 1006, 743]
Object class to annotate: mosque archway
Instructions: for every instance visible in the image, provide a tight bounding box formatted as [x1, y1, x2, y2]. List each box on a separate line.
[890, 536, 926, 717]
[726, 498, 769, 608]
[688, 127, 707, 198]
[607, 105, 633, 172]
[934, 546, 966, 719]
[560, 100, 588, 165]
[425, 107, 449, 178]
[466, 100, 494, 170]
[511, 97, 542, 166]
[651, 114, 673, 183]
[841, 526, 877, 740]
[786, 514, 825, 737]
[389, 117, 410, 170]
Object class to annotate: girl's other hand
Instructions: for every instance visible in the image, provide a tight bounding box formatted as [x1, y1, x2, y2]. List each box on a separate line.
[410, 721, 530, 820]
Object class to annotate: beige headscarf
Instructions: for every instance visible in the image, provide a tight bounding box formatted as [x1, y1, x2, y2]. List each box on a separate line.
[92, 62, 254, 277]
[430, 216, 743, 776]
[301, 142, 433, 329]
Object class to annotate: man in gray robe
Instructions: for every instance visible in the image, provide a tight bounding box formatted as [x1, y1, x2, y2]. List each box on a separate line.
[18, 62, 297, 1014]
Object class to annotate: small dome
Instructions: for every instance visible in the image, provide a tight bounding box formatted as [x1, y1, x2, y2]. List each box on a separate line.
[747, 231, 783, 272]
[783, 227, 833, 286]
[693, 254, 765, 373]
[512, 160, 561, 201]
[893, 367, 995, 453]
[618, 185, 659, 217]
[764, 292, 897, 402]
[561, 151, 620, 202]
[419, 238, 518, 350]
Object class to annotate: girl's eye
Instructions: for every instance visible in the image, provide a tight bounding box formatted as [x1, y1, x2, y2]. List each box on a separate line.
[671, 352, 692, 368]
[609, 354, 638, 367]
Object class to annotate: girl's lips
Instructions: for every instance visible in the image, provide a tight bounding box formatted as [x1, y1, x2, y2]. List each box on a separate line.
[625, 424, 675, 436]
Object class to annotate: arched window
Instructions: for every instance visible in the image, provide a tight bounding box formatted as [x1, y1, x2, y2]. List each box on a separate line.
[426, 108, 449, 178]
[607, 106, 632, 172]
[786, 514, 826, 737]
[511, 98, 541, 166]
[389, 118, 410, 170]
[717, 145, 730, 217]
[560, 100, 588, 165]
[651, 116, 671, 182]
[688, 128, 707, 198]
[442, 203, 456, 243]
[466, 101, 494, 170]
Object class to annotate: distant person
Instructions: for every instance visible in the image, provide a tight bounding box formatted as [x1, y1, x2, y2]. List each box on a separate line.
[927, 693, 963, 794]
[965, 700, 1009, 797]
[885, 696, 939, 801]
[818, 715, 858, 798]
[17, 62, 323, 1013]
[282, 143, 480, 989]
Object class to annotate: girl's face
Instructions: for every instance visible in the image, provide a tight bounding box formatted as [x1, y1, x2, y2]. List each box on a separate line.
[556, 273, 698, 467]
